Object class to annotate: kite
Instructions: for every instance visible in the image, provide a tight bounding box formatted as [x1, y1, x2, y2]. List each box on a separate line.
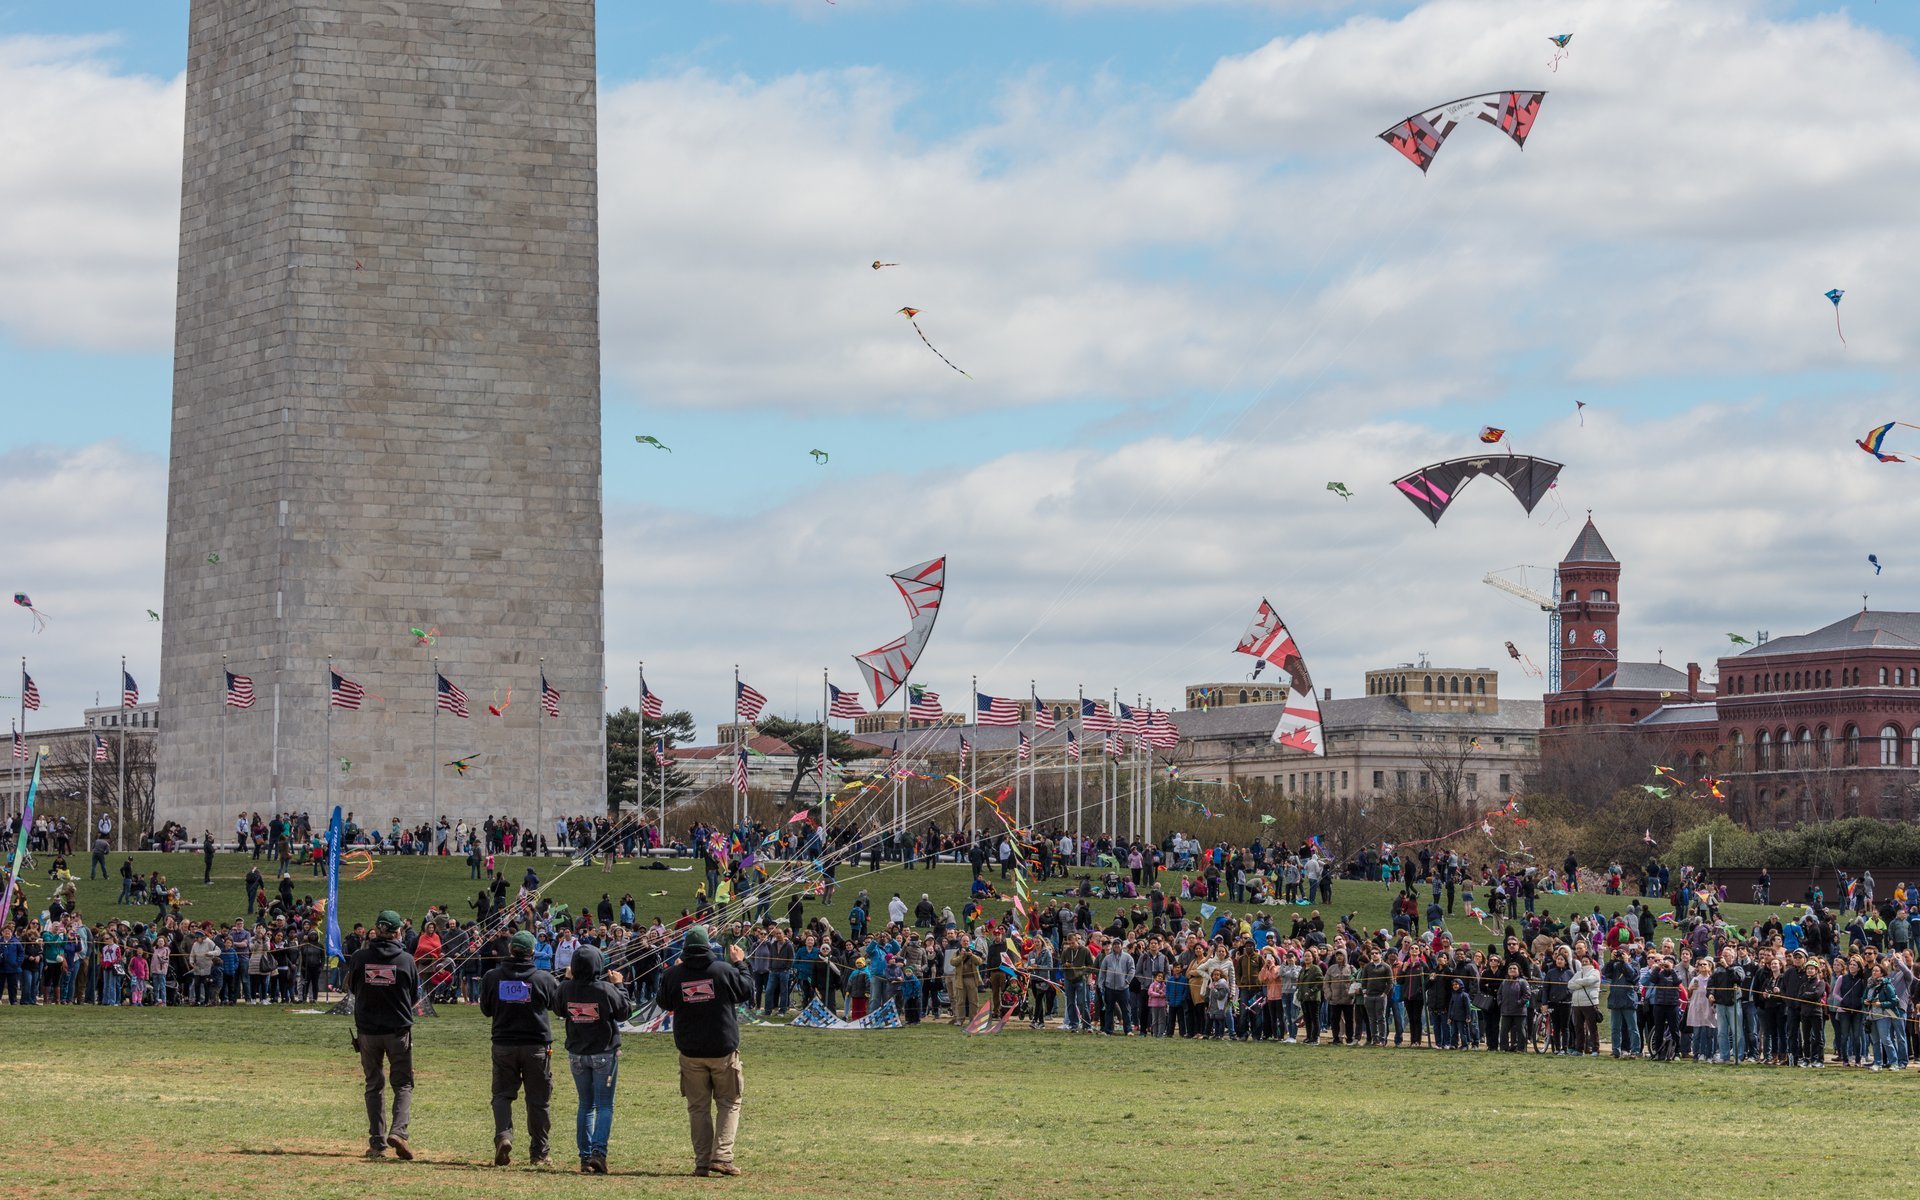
[1575, 400, 1587, 426]
[1504, 640, 1543, 679]
[1643, 830, 1657, 846]
[147, 610, 160, 622]
[488, 688, 512, 717]
[1378, 91, 1547, 174]
[339, 758, 352, 773]
[1326, 482, 1352, 500]
[446, 753, 480, 776]
[1392, 454, 1563, 526]
[1856, 422, 1920, 463]
[1870, 554, 1884, 576]
[635, 435, 672, 452]
[1548, 34, 1572, 72]
[1259, 815, 1276, 825]
[207, 553, 220, 565]
[410, 626, 438, 647]
[810, 449, 829, 465]
[851, 555, 947, 709]
[1479, 426, 1506, 444]
[1233, 598, 1325, 757]
[1825, 289, 1846, 345]
[341, 849, 376, 881]
[11, 594, 47, 633]
[897, 308, 971, 379]
[0, 748, 45, 919]
[871, 261, 897, 270]
[1727, 633, 1752, 646]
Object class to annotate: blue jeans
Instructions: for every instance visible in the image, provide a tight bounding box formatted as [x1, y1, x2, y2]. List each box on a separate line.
[1715, 1004, 1742, 1062]
[568, 1051, 619, 1162]
[1690, 1025, 1715, 1060]
[1063, 980, 1090, 1030]
[1609, 1009, 1634, 1055]
[762, 971, 790, 1014]
[1874, 1017, 1899, 1067]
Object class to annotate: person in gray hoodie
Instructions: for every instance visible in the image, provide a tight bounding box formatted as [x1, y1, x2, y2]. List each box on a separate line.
[551, 945, 630, 1174]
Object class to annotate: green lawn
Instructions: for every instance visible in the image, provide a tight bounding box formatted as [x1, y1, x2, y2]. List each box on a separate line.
[61, 849, 1779, 945]
[0, 1003, 1907, 1200]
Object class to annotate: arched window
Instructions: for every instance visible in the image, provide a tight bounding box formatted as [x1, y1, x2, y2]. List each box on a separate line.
[1845, 724, 1861, 766]
[1796, 727, 1813, 768]
[1476, 678, 1486, 695]
[1756, 730, 1772, 770]
[1797, 792, 1812, 823]
[1451, 677, 1461, 694]
[1844, 786, 1861, 819]
[1730, 729, 1745, 769]
[1882, 724, 1902, 766]
[1817, 725, 1832, 766]
[1629, 708, 1640, 721]
[1565, 589, 1578, 602]
[1899, 669, 1907, 687]
[1881, 667, 1890, 686]
[1423, 675, 1432, 694]
[1591, 589, 1611, 601]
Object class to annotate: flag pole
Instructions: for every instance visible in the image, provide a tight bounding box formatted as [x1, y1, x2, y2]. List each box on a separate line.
[634, 661, 643, 860]
[118, 655, 128, 852]
[732, 664, 741, 829]
[16, 657, 25, 822]
[325, 655, 334, 825]
[820, 669, 830, 843]
[1074, 685, 1084, 855]
[897, 680, 908, 839]
[1144, 695, 1155, 847]
[1028, 678, 1039, 832]
[85, 721, 96, 850]
[967, 677, 977, 836]
[221, 654, 229, 826]
[537, 656, 546, 860]
[431, 656, 439, 844]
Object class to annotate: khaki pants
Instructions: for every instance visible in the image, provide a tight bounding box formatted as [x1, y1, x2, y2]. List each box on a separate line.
[955, 980, 981, 1024]
[678, 1052, 743, 1169]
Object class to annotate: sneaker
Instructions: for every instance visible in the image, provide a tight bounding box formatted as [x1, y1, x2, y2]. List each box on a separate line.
[710, 1163, 743, 1177]
[590, 1157, 607, 1175]
[363, 1148, 387, 1160]
[494, 1136, 512, 1167]
[531, 1155, 554, 1167]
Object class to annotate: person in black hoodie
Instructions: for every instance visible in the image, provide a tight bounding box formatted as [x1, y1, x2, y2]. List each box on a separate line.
[550, 944, 630, 1175]
[344, 909, 419, 1161]
[658, 925, 755, 1178]
[480, 929, 562, 1167]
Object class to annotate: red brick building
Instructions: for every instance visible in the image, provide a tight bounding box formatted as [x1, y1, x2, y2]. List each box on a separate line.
[1540, 518, 1920, 827]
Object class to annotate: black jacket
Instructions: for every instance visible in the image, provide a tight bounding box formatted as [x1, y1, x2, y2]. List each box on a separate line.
[658, 943, 756, 1058]
[480, 957, 562, 1045]
[552, 946, 632, 1056]
[345, 937, 419, 1035]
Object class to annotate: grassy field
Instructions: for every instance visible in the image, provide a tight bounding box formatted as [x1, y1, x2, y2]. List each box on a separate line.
[57, 849, 1785, 943]
[2, 1003, 1910, 1200]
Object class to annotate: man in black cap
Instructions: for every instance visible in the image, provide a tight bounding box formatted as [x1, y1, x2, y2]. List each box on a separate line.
[344, 909, 420, 1160]
[480, 929, 561, 1166]
[657, 924, 755, 1177]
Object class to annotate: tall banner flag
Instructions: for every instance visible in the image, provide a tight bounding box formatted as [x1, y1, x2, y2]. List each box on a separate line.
[324, 805, 344, 957]
[0, 747, 44, 919]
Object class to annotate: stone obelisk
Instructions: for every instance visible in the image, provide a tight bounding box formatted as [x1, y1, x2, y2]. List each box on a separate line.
[159, 0, 605, 837]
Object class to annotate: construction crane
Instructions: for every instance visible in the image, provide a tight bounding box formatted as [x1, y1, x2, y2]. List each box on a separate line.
[1483, 565, 1560, 691]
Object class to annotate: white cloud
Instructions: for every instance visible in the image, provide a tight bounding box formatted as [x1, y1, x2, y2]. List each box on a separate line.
[0, 36, 182, 351]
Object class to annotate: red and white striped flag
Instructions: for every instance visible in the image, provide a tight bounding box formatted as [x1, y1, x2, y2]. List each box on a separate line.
[828, 683, 867, 719]
[959, 735, 971, 768]
[225, 671, 256, 709]
[975, 692, 1022, 727]
[640, 672, 663, 720]
[122, 670, 140, 709]
[908, 686, 943, 722]
[10, 728, 24, 761]
[736, 680, 768, 721]
[731, 747, 749, 792]
[21, 671, 40, 712]
[436, 673, 470, 719]
[1104, 734, 1125, 758]
[1066, 731, 1081, 760]
[1031, 691, 1055, 731]
[1146, 710, 1179, 749]
[93, 733, 109, 763]
[541, 674, 561, 718]
[1017, 731, 1031, 761]
[1080, 698, 1117, 732]
[329, 671, 365, 710]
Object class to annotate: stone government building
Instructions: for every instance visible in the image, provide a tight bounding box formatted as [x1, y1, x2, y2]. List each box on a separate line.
[157, 1, 606, 834]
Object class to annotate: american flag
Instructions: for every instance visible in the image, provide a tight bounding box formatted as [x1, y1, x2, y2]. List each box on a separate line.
[10, 728, 23, 761]
[817, 753, 831, 785]
[436, 673, 470, 719]
[888, 738, 902, 776]
[1031, 692, 1055, 731]
[93, 733, 109, 763]
[640, 673, 662, 720]
[122, 670, 140, 709]
[225, 670, 256, 709]
[1066, 731, 1081, 760]
[1080, 698, 1117, 732]
[1018, 731, 1031, 761]
[908, 685, 943, 722]
[731, 747, 749, 793]
[329, 670, 365, 710]
[541, 674, 561, 718]
[21, 672, 39, 712]
[1146, 710, 1179, 749]
[975, 692, 1022, 727]
[1117, 701, 1144, 737]
[1104, 734, 1125, 758]
[654, 737, 672, 769]
[828, 683, 867, 719]
[736, 680, 768, 721]
[958, 735, 971, 768]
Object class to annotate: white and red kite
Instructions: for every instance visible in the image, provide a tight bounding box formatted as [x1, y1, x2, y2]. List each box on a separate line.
[852, 556, 947, 708]
[1233, 598, 1325, 757]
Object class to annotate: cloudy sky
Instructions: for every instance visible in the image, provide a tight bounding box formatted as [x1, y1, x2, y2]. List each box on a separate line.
[1, 0, 1914, 739]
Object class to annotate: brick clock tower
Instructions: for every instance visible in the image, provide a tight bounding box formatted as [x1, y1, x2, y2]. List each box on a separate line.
[1557, 519, 1619, 691]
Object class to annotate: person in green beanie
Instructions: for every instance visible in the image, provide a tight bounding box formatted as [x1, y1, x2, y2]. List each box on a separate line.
[658, 923, 755, 1177]
[480, 928, 561, 1167]
[344, 910, 419, 1160]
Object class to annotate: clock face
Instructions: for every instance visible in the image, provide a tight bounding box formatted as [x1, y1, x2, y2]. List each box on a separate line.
[1592, 628, 1608, 646]
[1567, 627, 1578, 646]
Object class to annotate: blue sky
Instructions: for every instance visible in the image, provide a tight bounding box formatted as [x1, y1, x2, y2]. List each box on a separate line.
[4, 0, 1920, 734]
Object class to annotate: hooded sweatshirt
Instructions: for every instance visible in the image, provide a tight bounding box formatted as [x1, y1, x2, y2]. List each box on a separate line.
[658, 940, 756, 1059]
[480, 954, 561, 1045]
[552, 945, 632, 1056]
[345, 936, 419, 1036]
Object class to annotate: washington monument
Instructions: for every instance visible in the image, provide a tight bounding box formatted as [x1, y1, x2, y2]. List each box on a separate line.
[158, 0, 606, 837]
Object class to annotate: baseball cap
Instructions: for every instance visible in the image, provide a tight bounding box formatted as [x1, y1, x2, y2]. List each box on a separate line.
[510, 930, 536, 955]
[375, 910, 402, 932]
[684, 925, 710, 950]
